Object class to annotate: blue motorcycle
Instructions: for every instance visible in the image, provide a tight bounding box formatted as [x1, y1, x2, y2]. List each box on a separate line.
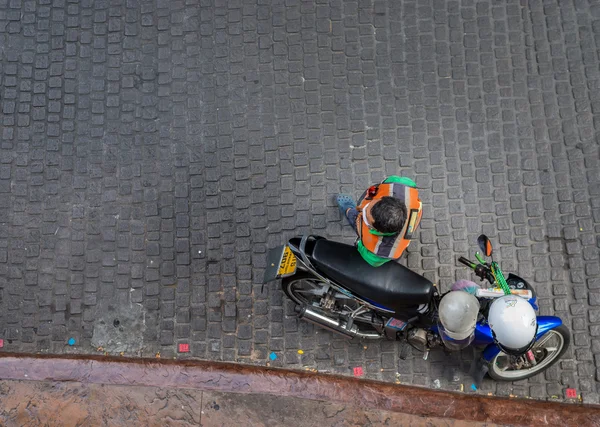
[263, 234, 570, 381]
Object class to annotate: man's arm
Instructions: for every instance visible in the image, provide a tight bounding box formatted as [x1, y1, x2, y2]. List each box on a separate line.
[345, 208, 360, 234]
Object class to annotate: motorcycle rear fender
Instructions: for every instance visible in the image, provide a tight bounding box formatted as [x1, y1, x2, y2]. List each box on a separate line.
[286, 239, 317, 275]
[481, 316, 563, 361]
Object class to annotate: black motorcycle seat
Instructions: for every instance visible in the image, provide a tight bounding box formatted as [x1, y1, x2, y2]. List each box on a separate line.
[309, 239, 434, 310]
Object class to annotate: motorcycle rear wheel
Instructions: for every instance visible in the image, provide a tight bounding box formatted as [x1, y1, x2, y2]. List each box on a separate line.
[282, 272, 327, 306]
[282, 272, 382, 334]
[488, 325, 570, 381]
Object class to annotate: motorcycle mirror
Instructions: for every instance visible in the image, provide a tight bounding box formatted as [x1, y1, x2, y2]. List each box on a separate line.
[477, 234, 493, 257]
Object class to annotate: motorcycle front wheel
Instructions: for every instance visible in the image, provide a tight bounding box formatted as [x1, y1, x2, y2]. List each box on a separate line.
[488, 325, 570, 381]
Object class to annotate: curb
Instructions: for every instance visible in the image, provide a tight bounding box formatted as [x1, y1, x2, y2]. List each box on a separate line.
[0, 352, 598, 426]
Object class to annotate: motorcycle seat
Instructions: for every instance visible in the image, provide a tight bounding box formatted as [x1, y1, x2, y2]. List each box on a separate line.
[309, 238, 434, 310]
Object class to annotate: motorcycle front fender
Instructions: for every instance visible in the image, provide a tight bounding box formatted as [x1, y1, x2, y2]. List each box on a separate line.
[481, 316, 563, 362]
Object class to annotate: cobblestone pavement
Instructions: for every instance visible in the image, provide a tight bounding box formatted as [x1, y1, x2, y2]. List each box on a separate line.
[1, 0, 599, 403]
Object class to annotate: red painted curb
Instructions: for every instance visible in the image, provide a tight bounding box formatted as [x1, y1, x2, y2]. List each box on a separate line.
[0, 352, 598, 426]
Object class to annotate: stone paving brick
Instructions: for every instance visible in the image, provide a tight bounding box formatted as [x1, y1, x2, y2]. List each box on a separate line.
[0, 0, 599, 404]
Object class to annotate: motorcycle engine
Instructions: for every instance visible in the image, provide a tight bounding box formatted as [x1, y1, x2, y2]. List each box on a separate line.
[407, 328, 428, 351]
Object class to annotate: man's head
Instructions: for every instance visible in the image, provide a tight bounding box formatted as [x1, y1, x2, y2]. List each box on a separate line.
[365, 196, 407, 234]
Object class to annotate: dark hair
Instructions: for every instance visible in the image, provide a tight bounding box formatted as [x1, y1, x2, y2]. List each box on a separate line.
[371, 197, 407, 233]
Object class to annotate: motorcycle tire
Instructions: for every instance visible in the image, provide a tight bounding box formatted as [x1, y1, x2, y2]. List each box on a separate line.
[281, 271, 322, 306]
[488, 324, 570, 381]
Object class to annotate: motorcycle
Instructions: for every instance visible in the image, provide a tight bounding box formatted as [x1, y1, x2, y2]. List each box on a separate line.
[263, 234, 570, 382]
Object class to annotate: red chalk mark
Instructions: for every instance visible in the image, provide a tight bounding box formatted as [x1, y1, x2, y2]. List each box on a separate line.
[178, 343, 190, 353]
[353, 367, 364, 377]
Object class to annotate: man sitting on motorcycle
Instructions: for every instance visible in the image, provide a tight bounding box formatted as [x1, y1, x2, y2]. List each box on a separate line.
[336, 176, 422, 267]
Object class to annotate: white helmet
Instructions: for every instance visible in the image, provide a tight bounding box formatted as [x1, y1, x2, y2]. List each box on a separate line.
[438, 291, 480, 351]
[488, 295, 537, 355]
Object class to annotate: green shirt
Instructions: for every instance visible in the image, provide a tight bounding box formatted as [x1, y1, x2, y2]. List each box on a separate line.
[357, 176, 417, 267]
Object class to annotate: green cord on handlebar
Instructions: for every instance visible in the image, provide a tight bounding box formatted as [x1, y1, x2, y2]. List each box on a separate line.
[490, 262, 511, 295]
[473, 251, 510, 295]
[474, 252, 486, 265]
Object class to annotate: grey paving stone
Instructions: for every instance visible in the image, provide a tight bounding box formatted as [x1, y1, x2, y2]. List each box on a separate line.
[0, 0, 598, 402]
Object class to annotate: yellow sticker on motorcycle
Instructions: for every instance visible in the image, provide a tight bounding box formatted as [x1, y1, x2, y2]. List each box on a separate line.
[278, 246, 297, 277]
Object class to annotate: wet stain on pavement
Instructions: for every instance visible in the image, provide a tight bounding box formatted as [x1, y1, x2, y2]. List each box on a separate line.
[90, 303, 146, 353]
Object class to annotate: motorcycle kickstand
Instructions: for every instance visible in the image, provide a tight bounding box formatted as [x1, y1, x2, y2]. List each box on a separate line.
[398, 336, 411, 360]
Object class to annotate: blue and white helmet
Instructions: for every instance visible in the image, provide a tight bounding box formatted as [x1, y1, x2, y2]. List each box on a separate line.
[488, 295, 537, 355]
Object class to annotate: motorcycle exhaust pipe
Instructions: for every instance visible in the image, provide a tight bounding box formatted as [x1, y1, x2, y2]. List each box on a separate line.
[295, 306, 381, 340]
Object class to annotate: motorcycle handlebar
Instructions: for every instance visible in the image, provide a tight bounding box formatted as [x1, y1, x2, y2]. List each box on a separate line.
[459, 256, 494, 282]
[458, 257, 476, 269]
